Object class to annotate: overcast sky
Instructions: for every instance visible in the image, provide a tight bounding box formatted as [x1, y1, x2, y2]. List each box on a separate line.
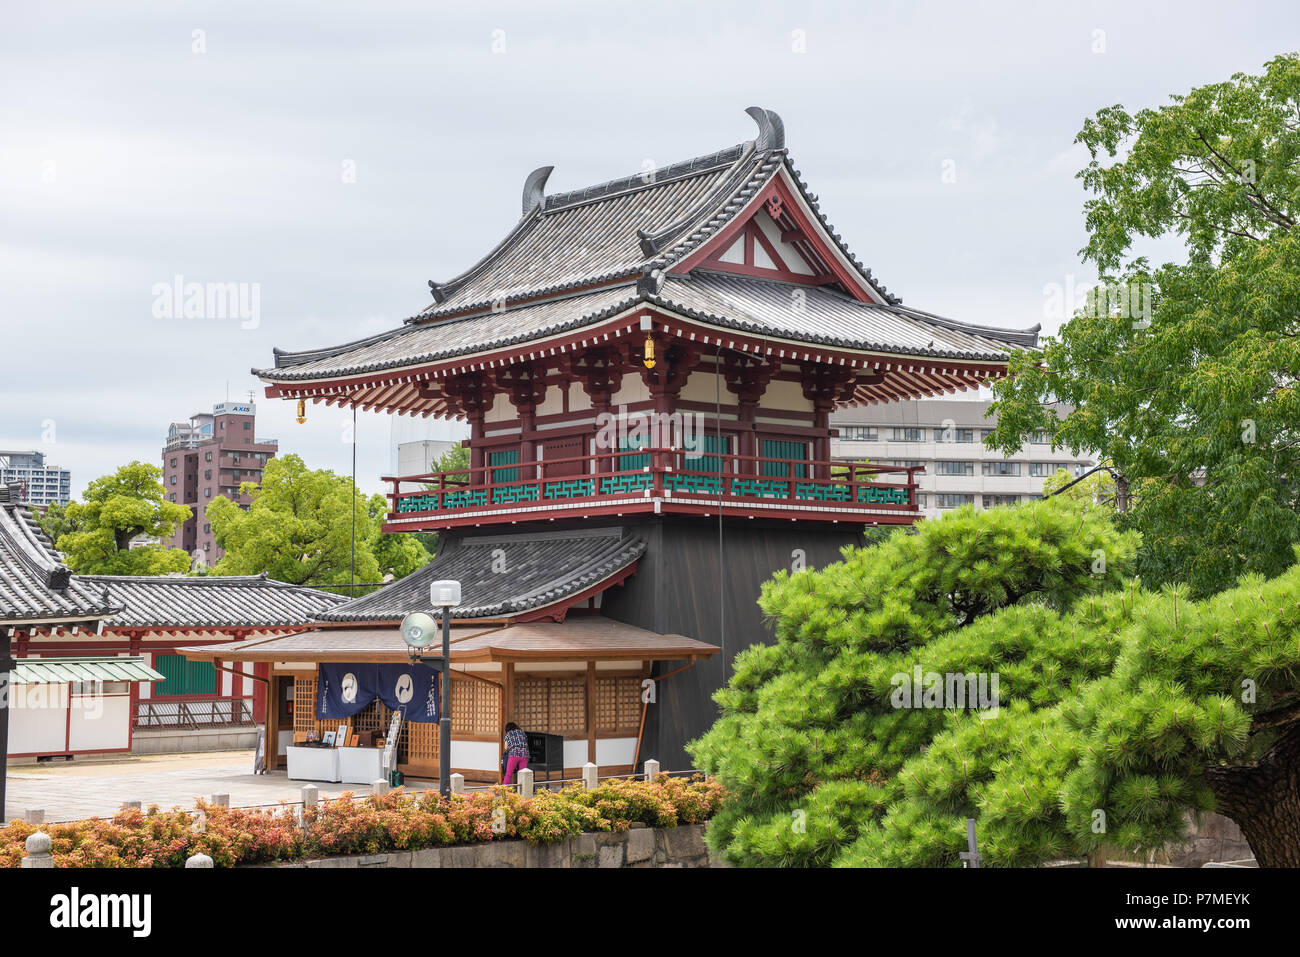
[2, 1, 1294, 499]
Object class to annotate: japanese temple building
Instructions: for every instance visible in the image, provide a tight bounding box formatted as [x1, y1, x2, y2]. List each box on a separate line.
[189, 108, 1037, 778]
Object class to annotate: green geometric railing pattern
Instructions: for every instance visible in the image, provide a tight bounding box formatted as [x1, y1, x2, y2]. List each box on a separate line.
[856, 485, 910, 505]
[665, 473, 723, 495]
[600, 473, 655, 495]
[396, 493, 439, 514]
[444, 488, 489, 509]
[543, 478, 595, 500]
[796, 482, 854, 503]
[730, 478, 790, 498]
[492, 483, 540, 505]
[395, 476, 911, 514]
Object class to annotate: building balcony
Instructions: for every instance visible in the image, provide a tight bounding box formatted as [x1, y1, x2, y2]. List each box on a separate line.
[382, 448, 921, 531]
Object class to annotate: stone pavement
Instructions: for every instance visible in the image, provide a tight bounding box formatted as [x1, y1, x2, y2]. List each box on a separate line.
[4, 750, 434, 823]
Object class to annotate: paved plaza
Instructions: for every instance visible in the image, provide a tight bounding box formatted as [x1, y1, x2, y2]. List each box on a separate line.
[4, 751, 435, 823]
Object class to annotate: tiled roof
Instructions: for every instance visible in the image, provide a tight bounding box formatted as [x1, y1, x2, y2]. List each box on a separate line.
[178, 617, 719, 664]
[267, 285, 640, 381]
[654, 273, 1040, 359]
[414, 146, 771, 319]
[0, 485, 121, 626]
[259, 271, 1032, 384]
[80, 573, 349, 629]
[259, 109, 1038, 386]
[317, 529, 646, 622]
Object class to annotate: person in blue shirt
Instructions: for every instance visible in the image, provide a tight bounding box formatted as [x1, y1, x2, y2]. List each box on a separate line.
[503, 722, 530, 785]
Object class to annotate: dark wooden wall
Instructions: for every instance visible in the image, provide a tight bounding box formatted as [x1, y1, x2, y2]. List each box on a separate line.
[600, 517, 866, 771]
[445, 517, 866, 772]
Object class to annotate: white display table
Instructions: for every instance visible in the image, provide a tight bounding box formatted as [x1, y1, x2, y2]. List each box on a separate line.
[286, 746, 341, 783]
[338, 746, 388, 784]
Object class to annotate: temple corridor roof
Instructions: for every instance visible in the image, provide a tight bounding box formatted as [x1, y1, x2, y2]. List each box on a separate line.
[316, 529, 646, 623]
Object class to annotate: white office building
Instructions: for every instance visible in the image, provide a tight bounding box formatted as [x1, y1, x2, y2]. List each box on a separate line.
[0, 450, 71, 506]
[830, 398, 1096, 519]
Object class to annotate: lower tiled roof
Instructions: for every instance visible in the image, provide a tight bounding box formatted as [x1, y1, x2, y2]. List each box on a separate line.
[317, 529, 646, 622]
[0, 490, 121, 626]
[80, 573, 349, 629]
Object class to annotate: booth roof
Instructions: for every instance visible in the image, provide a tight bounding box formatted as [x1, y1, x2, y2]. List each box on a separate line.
[10, 655, 164, 685]
[177, 616, 719, 664]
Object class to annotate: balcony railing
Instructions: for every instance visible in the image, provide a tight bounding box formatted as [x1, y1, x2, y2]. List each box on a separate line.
[382, 448, 922, 529]
[133, 696, 256, 730]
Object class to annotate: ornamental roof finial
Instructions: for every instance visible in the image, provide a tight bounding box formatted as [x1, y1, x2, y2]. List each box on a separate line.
[521, 166, 554, 215]
[745, 107, 785, 151]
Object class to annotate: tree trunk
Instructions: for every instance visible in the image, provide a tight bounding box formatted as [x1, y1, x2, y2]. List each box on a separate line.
[1204, 723, 1300, 867]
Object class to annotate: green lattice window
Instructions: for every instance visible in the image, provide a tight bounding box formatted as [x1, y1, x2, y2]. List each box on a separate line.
[617, 437, 650, 471]
[762, 439, 807, 478]
[153, 653, 217, 697]
[490, 448, 519, 483]
[683, 433, 730, 474]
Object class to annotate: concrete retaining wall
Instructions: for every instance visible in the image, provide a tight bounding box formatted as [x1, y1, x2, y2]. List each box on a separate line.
[132, 727, 259, 754]
[262, 823, 725, 869]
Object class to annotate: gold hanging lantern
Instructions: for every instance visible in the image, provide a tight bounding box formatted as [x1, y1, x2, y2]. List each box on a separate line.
[643, 335, 656, 370]
[295, 398, 307, 424]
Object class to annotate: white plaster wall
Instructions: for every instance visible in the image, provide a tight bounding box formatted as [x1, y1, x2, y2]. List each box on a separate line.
[452, 739, 499, 772]
[68, 694, 130, 751]
[563, 738, 589, 768]
[595, 737, 637, 767]
[7, 684, 69, 755]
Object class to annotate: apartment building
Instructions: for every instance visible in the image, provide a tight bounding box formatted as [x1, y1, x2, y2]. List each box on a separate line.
[830, 398, 1095, 519]
[161, 401, 278, 563]
[0, 450, 71, 507]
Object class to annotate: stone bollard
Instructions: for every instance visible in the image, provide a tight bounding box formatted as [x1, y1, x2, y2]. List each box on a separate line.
[185, 853, 214, 868]
[299, 785, 318, 830]
[210, 793, 230, 808]
[643, 759, 660, 782]
[25, 809, 44, 826]
[516, 767, 534, 798]
[582, 762, 599, 790]
[450, 773, 465, 795]
[21, 832, 53, 869]
[122, 801, 142, 811]
[372, 779, 390, 796]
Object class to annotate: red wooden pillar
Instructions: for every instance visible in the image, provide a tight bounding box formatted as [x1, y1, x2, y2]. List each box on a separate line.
[467, 411, 486, 485]
[252, 661, 270, 724]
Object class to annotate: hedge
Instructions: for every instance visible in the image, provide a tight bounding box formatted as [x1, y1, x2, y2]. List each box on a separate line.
[0, 775, 723, 868]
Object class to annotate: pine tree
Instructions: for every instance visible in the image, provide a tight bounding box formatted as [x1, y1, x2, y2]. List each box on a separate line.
[690, 496, 1300, 867]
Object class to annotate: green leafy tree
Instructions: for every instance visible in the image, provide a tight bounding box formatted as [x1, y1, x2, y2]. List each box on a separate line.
[366, 494, 431, 580]
[987, 55, 1300, 598]
[57, 462, 192, 575]
[209, 454, 380, 587]
[692, 497, 1300, 867]
[689, 496, 1138, 866]
[410, 444, 471, 556]
[34, 501, 80, 546]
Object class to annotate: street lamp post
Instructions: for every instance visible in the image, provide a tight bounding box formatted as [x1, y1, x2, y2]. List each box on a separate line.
[400, 580, 461, 799]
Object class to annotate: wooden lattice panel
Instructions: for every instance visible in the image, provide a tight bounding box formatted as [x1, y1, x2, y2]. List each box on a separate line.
[292, 675, 331, 738]
[595, 677, 643, 734]
[406, 719, 438, 765]
[548, 677, 587, 735]
[513, 677, 549, 730]
[512, 675, 588, 736]
[451, 677, 500, 736]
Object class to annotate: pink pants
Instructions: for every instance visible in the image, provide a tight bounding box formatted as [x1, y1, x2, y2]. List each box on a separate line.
[504, 755, 529, 785]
